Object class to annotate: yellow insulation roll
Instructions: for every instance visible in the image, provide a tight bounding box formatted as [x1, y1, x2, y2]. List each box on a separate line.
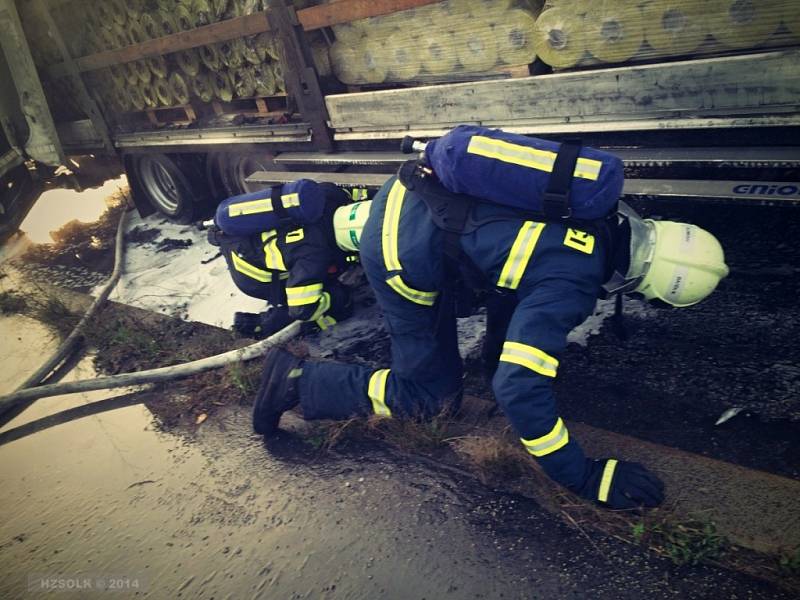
[330, 41, 388, 84]
[493, 9, 538, 66]
[141, 14, 161, 40]
[467, 0, 513, 18]
[385, 34, 423, 80]
[232, 67, 257, 97]
[154, 77, 175, 106]
[200, 44, 223, 71]
[452, 22, 499, 72]
[253, 63, 277, 95]
[175, 5, 195, 32]
[128, 19, 148, 45]
[271, 62, 286, 92]
[211, 0, 229, 21]
[128, 85, 147, 111]
[109, 0, 128, 27]
[533, 5, 586, 68]
[176, 49, 202, 76]
[142, 83, 159, 108]
[133, 60, 152, 84]
[584, 2, 645, 63]
[157, 11, 180, 37]
[109, 63, 127, 87]
[211, 70, 234, 102]
[113, 85, 132, 113]
[147, 55, 169, 78]
[708, 0, 782, 49]
[169, 72, 191, 105]
[243, 36, 263, 65]
[332, 21, 366, 44]
[421, 33, 458, 75]
[193, 0, 215, 26]
[192, 71, 215, 103]
[123, 62, 140, 85]
[362, 40, 390, 83]
[220, 38, 246, 69]
[643, 0, 708, 56]
[330, 43, 363, 85]
[781, 1, 800, 40]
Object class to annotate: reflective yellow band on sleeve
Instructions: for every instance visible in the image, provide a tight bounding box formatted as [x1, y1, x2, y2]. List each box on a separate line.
[466, 135, 602, 181]
[228, 198, 273, 217]
[386, 275, 438, 306]
[497, 221, 545, 289]
[285, 283, 324, 306]
[307, 292, 331, 322]
[521, 417, 569, 457]
[231, 253, 273, 283]
[281, 192, 301, 208]
[382, 179, 406, 272]
[563, 228, 595, 255]
[500, 341, 559, 377]
[598, 459, 619, 503]
[367, 368, 392, 417]
[263, 237, 287, 271]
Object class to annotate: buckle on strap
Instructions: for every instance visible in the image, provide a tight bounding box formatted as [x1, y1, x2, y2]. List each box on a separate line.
[542, 191, 572, 220]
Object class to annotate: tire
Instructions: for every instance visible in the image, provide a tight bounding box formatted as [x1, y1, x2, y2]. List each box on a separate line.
[206, 152, 284, 199]
[129, 154, 210, 224]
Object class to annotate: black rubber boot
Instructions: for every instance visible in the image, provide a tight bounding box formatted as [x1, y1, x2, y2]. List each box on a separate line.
[252, 347, 303, 435]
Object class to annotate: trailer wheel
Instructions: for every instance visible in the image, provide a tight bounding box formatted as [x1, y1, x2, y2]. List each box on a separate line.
[130, 154, 208, 223]
[207, 152, 284, 199]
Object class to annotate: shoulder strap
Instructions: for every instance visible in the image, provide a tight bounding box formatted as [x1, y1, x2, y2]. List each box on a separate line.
[543, 140, 582, 220]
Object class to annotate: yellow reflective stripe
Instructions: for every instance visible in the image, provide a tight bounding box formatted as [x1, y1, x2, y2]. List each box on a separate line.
[315, 315, 337, 330]
[367, 369, 392, 417]
[263, 237, 287, 271]
[285, 283, 324, 306]
[228, 198, 273, 216]
[281, 192, 300, 208]
[386, 275, 438, 306]
[598, 459, 618, 503]
[467, 135, 602, 181]
[308, 292, 331, 322]
[231, 253, 273, 283]
[381, 179, 406, 272]
[279, 272, 289, 280]
[285, 228, 304, 243]
[261, 230, 277, 242]
[497, 221, 545, 289]
[563, 228, 595, 254]
[521, 418, 569, 457]
[500, 341, 559, 377]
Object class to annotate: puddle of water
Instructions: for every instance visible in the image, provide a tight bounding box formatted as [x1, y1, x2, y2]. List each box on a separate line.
[19, 177, 128, 245]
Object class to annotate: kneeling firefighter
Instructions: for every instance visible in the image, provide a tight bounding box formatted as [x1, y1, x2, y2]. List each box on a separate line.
[253, 126, 730, 510]
[207, 180, 366, 337]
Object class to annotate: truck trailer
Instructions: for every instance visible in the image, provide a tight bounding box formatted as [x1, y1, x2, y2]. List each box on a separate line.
[1, 0, 798, 242]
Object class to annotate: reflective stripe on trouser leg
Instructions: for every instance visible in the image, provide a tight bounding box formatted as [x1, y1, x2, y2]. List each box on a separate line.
[263, 237, 287, 271]
[386, 274, 438, 306]
[520, 417, 569, 457]
[367, 369, 392, 417]
[598, 459, 618, 503]
[286, 283, 323, 306]
[231, 253, 273, 282]
[499, 341, 559, 377]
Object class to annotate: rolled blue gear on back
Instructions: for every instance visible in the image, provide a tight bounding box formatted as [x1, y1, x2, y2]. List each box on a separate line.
[424, 125, 624, 221]
[214, 179, 327, 236]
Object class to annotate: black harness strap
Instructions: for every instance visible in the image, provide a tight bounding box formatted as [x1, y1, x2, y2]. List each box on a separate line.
[270, 185, 292, 227]
[543, 141, 582, 220]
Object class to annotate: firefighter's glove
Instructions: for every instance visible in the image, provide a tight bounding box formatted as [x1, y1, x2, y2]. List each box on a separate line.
[582, 459, 664, 510]
[233, 307, 292, 340]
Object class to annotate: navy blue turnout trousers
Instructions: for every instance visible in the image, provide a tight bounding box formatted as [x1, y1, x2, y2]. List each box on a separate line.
[299, 177, 608, 492]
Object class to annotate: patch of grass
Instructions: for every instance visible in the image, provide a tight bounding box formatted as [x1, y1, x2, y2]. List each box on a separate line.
[451, 435, 528, 483]
[306, 413, 457, 454]
[227, 361, 261, 396]
[0, 291, 26, 314]
[631, 517, 727, 566]
[31, 293, 80, 338]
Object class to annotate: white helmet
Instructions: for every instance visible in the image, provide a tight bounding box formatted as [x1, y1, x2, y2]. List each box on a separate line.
[333, 200, 372, 252]
[606, 203, 730, 307]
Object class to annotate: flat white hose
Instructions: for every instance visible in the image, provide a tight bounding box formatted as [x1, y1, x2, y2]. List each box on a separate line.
[0, 321, 301, 408]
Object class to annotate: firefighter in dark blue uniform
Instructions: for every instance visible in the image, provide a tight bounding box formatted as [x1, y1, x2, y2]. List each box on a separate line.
[253, 174, 666, 510]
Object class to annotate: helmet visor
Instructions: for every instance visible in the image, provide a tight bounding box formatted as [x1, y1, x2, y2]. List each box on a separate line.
[603, 203, 657, 295]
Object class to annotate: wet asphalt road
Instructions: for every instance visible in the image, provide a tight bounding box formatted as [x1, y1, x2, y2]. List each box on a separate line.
[0, 314, 793, 599]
